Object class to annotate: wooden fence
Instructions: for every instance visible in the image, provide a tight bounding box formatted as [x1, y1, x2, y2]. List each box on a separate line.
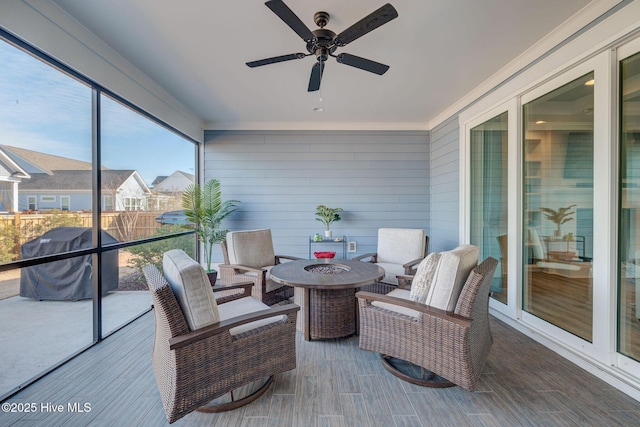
[0, 210, 176, 261]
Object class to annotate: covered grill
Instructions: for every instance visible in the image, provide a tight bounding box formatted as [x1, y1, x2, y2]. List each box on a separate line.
[20, 227, 119, 300]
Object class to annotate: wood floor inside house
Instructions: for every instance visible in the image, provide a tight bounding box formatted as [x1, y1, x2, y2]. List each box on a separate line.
[3, 310, 640, 426]
[492, 268, 640, 358]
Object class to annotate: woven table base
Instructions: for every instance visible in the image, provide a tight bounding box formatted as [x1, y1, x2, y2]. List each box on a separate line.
[309, 288, 357, 339]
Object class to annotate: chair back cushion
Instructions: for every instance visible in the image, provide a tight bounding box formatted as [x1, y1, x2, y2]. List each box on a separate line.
[226, 229, 276, 268]
[528, 228, 545, 260]
[163, 249, 219, 330]
[425, 245, 479, 311]
[377, 228, 426, 264]
[409, 252, 441, 303]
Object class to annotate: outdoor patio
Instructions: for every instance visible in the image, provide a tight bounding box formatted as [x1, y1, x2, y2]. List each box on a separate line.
[0, 250, 152, 398]
[0, 290, 151, 397]
[2, 310, 640, 426]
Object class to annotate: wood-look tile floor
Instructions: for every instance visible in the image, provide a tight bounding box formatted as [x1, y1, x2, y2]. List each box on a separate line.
[2, 312, 640, 426]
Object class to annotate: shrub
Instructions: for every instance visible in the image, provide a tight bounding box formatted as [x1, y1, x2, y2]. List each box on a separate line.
[127, 225, 195, 273]
[0, 220, 19, 263]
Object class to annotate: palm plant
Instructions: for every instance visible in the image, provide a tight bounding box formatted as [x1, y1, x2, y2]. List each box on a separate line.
[182, 179, 240, 272]
[540, 204, 576, 237]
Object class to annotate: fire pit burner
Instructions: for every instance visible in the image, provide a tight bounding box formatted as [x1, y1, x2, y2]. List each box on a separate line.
[304, 264, 351, 274]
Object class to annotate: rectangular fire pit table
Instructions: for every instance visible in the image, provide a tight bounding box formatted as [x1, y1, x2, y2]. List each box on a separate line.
[270, 259, 385, 341]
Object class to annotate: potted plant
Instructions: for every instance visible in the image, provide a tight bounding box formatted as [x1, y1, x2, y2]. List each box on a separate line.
[315, 205, 343, 238]
[540, 204, 576, 238]
[182, 179, 240, 284]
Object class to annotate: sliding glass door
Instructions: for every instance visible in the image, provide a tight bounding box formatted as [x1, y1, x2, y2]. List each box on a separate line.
[619, 49, 640, 362]
[470, 112, 509, 304]
[522, 73, 594, 342]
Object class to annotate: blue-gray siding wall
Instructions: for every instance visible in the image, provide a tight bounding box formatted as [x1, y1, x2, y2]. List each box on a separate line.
[18, 192, 92, 212]
[429, 116, 460, 252]
[203, 130, 430, 261]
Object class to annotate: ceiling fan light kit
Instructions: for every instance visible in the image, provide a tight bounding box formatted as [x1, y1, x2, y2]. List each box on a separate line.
[246, 1, 398, 92]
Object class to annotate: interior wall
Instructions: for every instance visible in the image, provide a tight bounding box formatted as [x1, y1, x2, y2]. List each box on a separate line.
[203, 130, 430, 262]
[429, 116, 461, 253]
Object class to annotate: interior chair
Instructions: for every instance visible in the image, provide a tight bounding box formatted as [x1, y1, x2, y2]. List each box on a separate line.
[352, 228, 428, 287]
[356, 245, 499, 391]
[526, 228, 592, 279]
[143, 249, 299, 424]
[219, 229, 301, 305]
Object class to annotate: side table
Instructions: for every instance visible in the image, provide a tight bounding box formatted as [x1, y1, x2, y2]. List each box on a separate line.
[309, 236, 347, 259]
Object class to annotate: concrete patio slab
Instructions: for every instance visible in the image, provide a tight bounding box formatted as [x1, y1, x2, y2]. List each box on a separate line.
[0, 291, 151, 397]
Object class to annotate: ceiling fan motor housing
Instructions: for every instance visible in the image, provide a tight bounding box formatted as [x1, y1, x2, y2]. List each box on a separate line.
[307, 28, 337, 61]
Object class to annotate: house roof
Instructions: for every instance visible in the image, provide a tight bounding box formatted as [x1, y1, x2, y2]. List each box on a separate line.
[20, 170, 151, 193]
[152, 170, 195, 192]
[0, 147, 30, 179]
[0, 145, 101, 174]
[151, 175, 168, 187]
[176, 171, 195, 181]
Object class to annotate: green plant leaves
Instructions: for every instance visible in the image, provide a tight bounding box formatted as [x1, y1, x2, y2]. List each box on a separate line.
[182, 179, 240, 271]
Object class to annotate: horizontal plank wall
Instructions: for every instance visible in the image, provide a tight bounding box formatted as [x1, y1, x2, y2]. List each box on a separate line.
[203, 130, 429, 261]
[429, 116, 460, 253]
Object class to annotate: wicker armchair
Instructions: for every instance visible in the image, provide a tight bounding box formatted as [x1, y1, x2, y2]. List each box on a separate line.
[219, 229, 301, 305]
[352, 228, 428, 287]
[143, 251, 299, 424]
[356, 256, 498, 391]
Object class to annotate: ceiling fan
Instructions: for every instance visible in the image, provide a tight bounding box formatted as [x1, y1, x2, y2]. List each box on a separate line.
[246, 0, 398, 92]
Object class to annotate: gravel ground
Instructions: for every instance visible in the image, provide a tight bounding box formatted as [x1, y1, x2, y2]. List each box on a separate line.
[117, 271, 149, 291]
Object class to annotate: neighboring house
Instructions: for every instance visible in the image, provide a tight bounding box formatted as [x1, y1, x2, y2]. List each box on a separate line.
[149, 170, 195, 211]
[0, 147, 29, 213]
[152, 170, 194, 193]
[150, 175, 168, 188]
[0, 145, 151, 212]
[18, 170, 151, 212]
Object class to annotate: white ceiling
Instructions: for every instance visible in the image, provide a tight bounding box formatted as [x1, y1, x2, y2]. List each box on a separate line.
[51, 0, 593, 130]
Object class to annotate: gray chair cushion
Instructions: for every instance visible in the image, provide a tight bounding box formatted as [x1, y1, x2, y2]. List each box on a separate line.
[371, 288, 420, 318]
[425, 245, 478, 311]
[163, 249, 219, 330]
[226, 229, 276, 268]
[217, 296, 286, 336]
[376, 262, 406, 285]
[376, 228, 426, 265]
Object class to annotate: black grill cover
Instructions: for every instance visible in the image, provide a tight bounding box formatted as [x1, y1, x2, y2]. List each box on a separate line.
[20, 227, 119, 301]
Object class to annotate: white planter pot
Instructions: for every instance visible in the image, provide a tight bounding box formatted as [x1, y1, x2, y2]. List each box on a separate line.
[324, 230, 332, 238]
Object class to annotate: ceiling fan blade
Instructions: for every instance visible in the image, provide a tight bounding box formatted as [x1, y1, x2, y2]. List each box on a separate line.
[336, 53, 389, 75]
[246, 53, 306, 68]
[334, 3, 398, 47]
[308, 61, 324, 92]
[265, 0, 315, 43]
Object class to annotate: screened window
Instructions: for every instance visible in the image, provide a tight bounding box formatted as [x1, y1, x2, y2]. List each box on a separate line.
[0, 35, 196, 400]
